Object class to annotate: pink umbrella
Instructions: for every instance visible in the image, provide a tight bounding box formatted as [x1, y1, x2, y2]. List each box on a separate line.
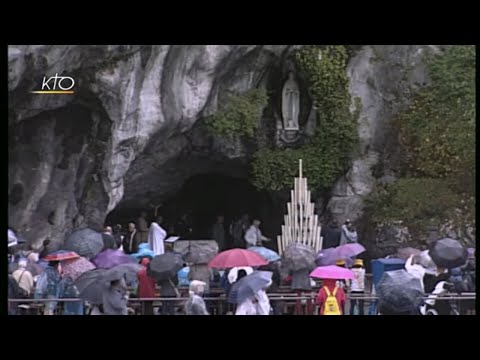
[62, 257, 96, 281]
[310, 265, 355, 280]
[208, 249, 268, 269]
[334, 243, 365, 259]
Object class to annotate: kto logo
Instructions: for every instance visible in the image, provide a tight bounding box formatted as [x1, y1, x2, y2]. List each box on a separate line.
[31, 73, 75, 94]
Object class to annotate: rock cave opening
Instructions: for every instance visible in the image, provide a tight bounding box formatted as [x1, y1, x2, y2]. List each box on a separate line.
[106, 173, 283, 248]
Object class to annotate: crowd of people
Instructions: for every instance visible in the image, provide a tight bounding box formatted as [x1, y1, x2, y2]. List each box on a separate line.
[7, 213, 475, 316]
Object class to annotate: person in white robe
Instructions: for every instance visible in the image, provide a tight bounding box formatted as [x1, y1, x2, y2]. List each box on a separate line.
[405, 255, 426, 292]
[255, 287, 272, 315]
[235, 297, 257, 315]
[148, 216, 166, 256]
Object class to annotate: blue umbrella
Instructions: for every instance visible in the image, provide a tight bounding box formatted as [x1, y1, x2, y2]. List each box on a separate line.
[228, 271, 272, 304]
[130, 243, 156, 260]
[248, 246, 281, 262]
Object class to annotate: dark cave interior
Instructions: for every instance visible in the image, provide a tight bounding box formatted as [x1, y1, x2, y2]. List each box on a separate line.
[106, 173, 283, 248]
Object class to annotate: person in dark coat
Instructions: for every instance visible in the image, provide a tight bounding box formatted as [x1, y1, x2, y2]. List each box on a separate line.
[158, 276, 179, 315]
[39, 239, 52, 259]
[101, 231, 117, 251]
[123, 222, 141, 254]
[320, 219, 342, 249]
[112, 224, 123, 249]
[136, 211, 149, 244]
[424, 268, 450, 294]
[211, 215, 226, 251]
[175, 214, 193, 239]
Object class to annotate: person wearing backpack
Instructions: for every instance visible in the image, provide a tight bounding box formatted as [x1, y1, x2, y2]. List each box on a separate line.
[316, 278, 346, 315]
[12, 258, 34, 298]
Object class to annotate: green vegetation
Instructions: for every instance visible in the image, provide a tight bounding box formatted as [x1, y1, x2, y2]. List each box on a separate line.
[205, 88, 268, 138]
[366, 45, 475, 228]
[252, 45, 359, 191]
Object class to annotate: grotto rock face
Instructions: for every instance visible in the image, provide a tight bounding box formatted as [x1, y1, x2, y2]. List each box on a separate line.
[9, 44, 459, 253]
[326, 45, 437, 225]
[8, 45, 292, 248]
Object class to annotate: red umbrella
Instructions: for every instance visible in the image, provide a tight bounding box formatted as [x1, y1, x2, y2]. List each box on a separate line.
[43, 250, 80, 261]
[208, 249, 268, 269]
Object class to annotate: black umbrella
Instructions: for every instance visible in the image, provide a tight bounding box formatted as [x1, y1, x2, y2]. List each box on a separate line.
[147, 252, 183, 281]
[64, 228, 104, 260]
[282, 243, 316, 272]
[74, 269, 107, 305]
[429, 238, 468, 269]
[103, 263, 142, 282]
[377, 269, 424, 314]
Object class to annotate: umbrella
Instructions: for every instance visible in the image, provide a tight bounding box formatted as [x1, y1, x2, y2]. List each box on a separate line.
[208, 249, 268, 269]
[467, 247, 475, 258]
[74, 269, 107, 304]
[62, 257, 96, 281]
[63, 228, 104, 260]
[43, 250, 80, 261]
[334, 243, 366, 259]
[309, 265, 355, 280]
[315, 248, 339, 266]
[147, 252, 184, 281]
[176, 240, 219, 264]
[428, 238, 468, 269]
[103, 263, 142, 282]
[248, 246, 281, 262]
[377, 269, 424, 313]
[282, 243, 316, 272]
[91, 249, 136, 269]
[130, 243, 156, 260]
[228, 271, 273, 304]
[395, 247, 421, 260]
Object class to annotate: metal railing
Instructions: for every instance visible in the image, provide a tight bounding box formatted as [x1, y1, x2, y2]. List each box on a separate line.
[8, 292, 476, 316]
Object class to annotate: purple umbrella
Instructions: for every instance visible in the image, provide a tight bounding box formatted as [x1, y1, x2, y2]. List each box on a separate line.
[334, 243, 365, 259]
[315, 248, 338, 266]
[91, 249, 136, 269]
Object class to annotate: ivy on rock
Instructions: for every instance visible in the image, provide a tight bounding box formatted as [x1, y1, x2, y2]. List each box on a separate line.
[252, 45, 359, 191]
[205, 88, 268, 139]
[366, 45, 476, 232]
